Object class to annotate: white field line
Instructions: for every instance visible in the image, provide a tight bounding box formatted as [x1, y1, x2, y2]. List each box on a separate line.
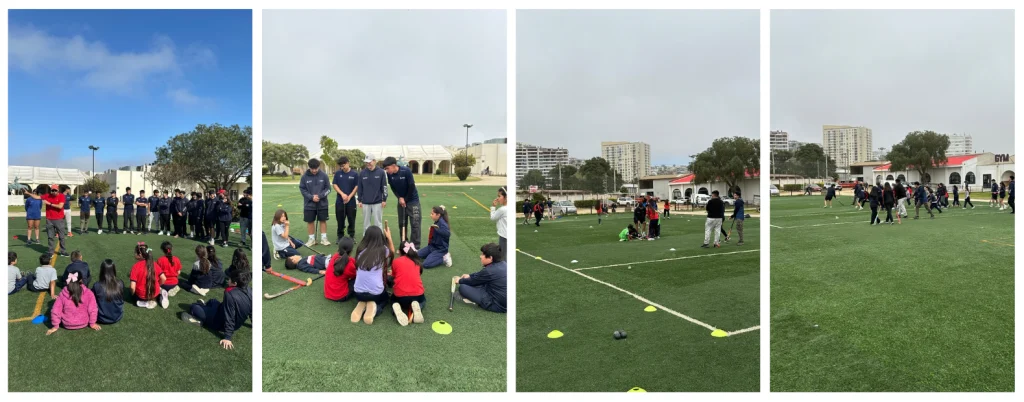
[727, 325, 761, 336]
[573, 249, 760, 271]
[773, 210, 1010, 229]
[769, 224, 785, 228]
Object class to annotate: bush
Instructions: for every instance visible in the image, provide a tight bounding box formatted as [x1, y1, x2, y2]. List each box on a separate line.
[782, 184, 803, 194]
[574, 199, 599, 210]
[452, 154, 477, 168]
[435, 168, 442, 175]
[454, 167, 472, 181]
[262, 167, 269, 175]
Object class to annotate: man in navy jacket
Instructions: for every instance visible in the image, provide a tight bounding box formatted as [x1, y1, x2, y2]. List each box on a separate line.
[381, 156, 422, 248]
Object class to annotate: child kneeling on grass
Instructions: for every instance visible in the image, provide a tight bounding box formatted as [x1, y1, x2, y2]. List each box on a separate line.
[350, 225, 394, 325]
[46, 272, 100, 335]
[419, 205, 452, 268]
[91, 260, 124, 324]
[157, 241, 183, 297]
[325, 237, 357, 302]
[390, 241, 425, 326]
[618, 224, 640, 241]
[181, 268, 252, 350]
[130, 243, 168, 309]
[454, 243, 507, 314]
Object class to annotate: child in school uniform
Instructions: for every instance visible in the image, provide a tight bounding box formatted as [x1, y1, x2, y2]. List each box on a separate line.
[181, 268, 252, 350]
[350, 226, 394, 325]
[271, 209, 304, 259]
[325, 237, 358, 302]
[9, 252, 30, 295]
[61, 250, 91, 287]
[129, 243, 168, 309]
[91, 259, 124, 325]
[418, 206, 452, 268]
[45, 271, 100, 335]
[284, 252, 331, 275]
[186, 245, 215, 296]
[30, 254, 58, 299]
[156, 241, 183, 297]
[390, 240, 425, 326]
[206, 245, 226, 287]
[646, 205, 660, 240]
[454, 243, 507, 314]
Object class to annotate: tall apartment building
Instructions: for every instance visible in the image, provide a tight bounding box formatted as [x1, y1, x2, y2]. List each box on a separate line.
[515, 142, 569, 182]
[770, 130, 790, 151]
[601, 141, 653, 182]
[947, 133, 974, 155]
[822, 125, 873, 168]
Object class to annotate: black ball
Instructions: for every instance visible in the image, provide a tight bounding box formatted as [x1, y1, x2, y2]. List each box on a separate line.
[613, 330, 627, 340]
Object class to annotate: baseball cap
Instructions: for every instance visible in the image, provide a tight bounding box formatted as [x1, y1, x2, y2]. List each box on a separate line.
[50, 184, 59, 190]
[364, 153, 375, 163]
[218, 189, 226, 195]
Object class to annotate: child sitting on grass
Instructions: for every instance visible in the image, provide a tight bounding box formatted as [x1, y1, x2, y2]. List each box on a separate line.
[351, 225, 394, 325]
[325, 237, 357, 302]
[453, 243, 507, 314]
[156, 241, 183, 297]
[390, 240, 425, 326]
[91, 259, 124, 325]
[419, 205, 452, 268]
[8, 252, 30, 295]
[46, 272, 100, 335]
[271, 209, 303, 259]
[61, 250, 91, 287]
[187, 245, 215, 296]
[130, 243, 168, 309]
[227, 248, 251, 280]
[30, 254, 58, 299]
[181, 267, 252, 350]
[206, 245, 226, 287]
[618, 224, 640, 241]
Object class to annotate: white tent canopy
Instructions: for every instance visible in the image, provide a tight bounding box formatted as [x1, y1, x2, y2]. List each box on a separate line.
[8, 166, 88, 187]
[336, 145, 456, 174]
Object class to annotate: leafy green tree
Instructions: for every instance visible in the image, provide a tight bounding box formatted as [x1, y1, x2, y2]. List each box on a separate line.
[153, 124, 252, 191]
[319, 136, 339, 174]
[547, 164, 579, 190]
[452, 153, 477, 168]
[688, 137, 760, 193]
[520, 169, 546, 190]
[886, 130, 950, 180]
[337, 149, 366, 168]
[793, 143, 836, 179]
[80, 177, 110, 195]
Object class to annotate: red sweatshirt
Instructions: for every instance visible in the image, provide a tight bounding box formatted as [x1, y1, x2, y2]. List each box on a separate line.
[155, 256, 182, 286]
[391, 256, 424, 297]
[324, 254, 358, 301]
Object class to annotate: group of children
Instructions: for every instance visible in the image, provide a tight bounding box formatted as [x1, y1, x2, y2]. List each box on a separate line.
[267, 202, 508, 327]
[8, 243, 253, 349]
[854, 175, 1016, 225]
[616, 196, 666, 241]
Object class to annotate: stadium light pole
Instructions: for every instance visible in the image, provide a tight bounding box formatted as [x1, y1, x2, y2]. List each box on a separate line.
[88, 145, 100, 178]
[463, 123, 473, 159]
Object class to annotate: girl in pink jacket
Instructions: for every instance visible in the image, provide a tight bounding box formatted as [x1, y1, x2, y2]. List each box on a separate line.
[46, 272, 101, 335]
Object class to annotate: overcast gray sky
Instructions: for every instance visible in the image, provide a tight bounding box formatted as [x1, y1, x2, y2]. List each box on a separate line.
[263, 10, 506, 154]
[772, 10, 1014, 154]
[517, 10, 760, 165]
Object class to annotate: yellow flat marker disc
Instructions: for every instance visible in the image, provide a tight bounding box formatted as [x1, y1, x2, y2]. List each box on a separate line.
[627, 387, 646, 392]
[711, 329, 728, 337]
[277, 204, 283, 207]
[644, 306, 657, 312]
[432, 320, 453, 335]
[535, 256, 542, 260]
[516, 248, 521, 251]
[547, 330, 564, 339]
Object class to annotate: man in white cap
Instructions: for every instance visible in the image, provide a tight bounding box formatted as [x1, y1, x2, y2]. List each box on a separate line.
[357, 153, 387, 233]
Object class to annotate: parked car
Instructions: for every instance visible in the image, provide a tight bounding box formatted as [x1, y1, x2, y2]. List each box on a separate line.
[551, 200, 577, 216]
[770, 185, 780, 196]
[616, 197, 636, 206]
[806, 184, 822, 193]
[693, 194, 735, 207]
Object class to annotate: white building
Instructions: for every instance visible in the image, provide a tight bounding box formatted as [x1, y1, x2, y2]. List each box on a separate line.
[788, 140, 811, 151]
[948, 134, 975, 156]
[516, 142, 568, 182]
[459, 140, 507, 176]
[770, 130, 790, 151]
[8, 166, 89, 205]
[97, 164, 249, 200]
[638, 174, 687, 200]
[324, 145, 457, 175]
[668, 170, 761, 207]
[871, 152, 1014, 191]
[822, 125, 873, 168]
[601, 141, 653, 182]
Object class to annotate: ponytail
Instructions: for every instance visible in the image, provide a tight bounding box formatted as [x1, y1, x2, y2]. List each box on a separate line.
[333, 237, 355, 277]
[432, 205, 449, 224]
[67, 276, 83, 307]
[161, 241, 174, 270]
[136, 243, 157, 299]
[195, 245, 210, 274]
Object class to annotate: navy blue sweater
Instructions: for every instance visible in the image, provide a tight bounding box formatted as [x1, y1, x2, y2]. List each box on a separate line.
[217, 286, 252, 341]
[91, 279, 125, 324]
[357, 166, 388, 204]
[386, 166, 419, 204]
[458, 260, 507, 313]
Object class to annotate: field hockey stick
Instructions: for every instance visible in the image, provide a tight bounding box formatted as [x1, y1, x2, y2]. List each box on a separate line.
[300, 242, 326, 256]
[264, 274, 324, 299]
[448, 277, 459, 311]
[264, 268, 310, 286]
[727, 218, 736, 236]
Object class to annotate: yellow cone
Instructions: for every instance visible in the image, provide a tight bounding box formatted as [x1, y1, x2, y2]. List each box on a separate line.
[627, 387, 646, 392]
[432, 321, 453, 335]
[547, 330, 563, 339]
[644, 306, 657, 312]
[711, 329, 728, 337]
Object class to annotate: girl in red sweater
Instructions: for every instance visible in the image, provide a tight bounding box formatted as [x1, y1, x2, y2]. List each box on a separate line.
[129, 243, 167, 309]
[156, 241, 183, 297]
[324, 237, 358, 302]
[390, 241, 425, 326]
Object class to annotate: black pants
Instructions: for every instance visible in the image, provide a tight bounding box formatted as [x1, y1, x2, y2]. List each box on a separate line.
[397, 202, 422, 248]
[136, 213, 147, 230]
[106, 211, 119, 232]
[458, 285, 505, 313]
[218, 220, 231, 244]
[964, 197, 974, 208]
[883, 204, 894, 222]
[932, 203, 943, 213]
[649, 219, 660, 237]
[160, 213, 172, 233]
[1009, 195, 1015, 212]
[95, 212, 105, 230]
[123, 211, 135, 232]
[534, 212, 542, 226]
[390, 294, 426, 315]
[190, 299, 224, 331]
[336, 201, 357, 239]
[205, 218, 216, 239]
[870, 205, 878, 223]
[174, 215, 188, 237]
[953, 195, 960, 206]
[499, 236, 507, 260]
[354, 291, 388, 317]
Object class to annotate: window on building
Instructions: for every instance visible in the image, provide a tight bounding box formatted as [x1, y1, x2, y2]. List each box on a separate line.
[949, 172, 961, 184]
[983, 174, 992, 188]
[965, 171, 976, 184]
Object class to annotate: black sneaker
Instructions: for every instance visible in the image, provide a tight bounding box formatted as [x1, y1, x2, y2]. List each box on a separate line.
[701, 244, 709, 248]
[180, 312, 202, 326]
[59, 251, 70, 257]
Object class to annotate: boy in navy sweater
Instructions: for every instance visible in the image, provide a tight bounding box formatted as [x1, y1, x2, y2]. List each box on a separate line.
[381, 156, 422, 248]
[122, 187, 136, 234]
[332, 156, 360, 241]
[92, 194, 106, 234]
[148, 190, 161, 234]
[205, 190, 218, 243]
[105, 191, 119, 234]
[135, 190, 148, 236]
[78, 191, 92, 235]
[455, 243, 507, 313]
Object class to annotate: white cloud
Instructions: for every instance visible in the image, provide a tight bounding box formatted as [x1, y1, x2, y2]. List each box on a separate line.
[166, 87, 212, 107]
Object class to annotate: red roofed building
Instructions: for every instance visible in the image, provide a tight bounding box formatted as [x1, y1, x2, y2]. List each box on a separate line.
[871, 152, 1014, 190]
[667, 170, 760, 205]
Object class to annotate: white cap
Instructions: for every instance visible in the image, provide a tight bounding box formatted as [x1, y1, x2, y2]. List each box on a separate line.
[364, 153, 375, 163]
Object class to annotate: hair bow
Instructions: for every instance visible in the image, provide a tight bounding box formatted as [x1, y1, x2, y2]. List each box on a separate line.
[67, 272, 79, 283]
[402, 242, 418, 254]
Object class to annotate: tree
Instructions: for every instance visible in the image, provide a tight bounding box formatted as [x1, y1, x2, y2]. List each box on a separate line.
[261, 141, 281, 173]
[520, 169, 546, 190]
[688, 137, 760, 194]
[336, 148, 366, 168]
[319, 135, 339, 174]
[286, 143, 310, 177]
[580, 157, 613, 194]
[547, 164, 579, 190]
[886, 130, 950, 181]
[793, 144, 836, 179]
[80, 177, 110, 195]
[153, 124, 252, 192]
[771, 149, 795, 175]
[144, 162, 189, 191]
[452, 153, 477, 168]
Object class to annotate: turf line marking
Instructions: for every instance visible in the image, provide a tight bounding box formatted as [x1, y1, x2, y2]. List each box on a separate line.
[573, 249, 760, 271]
[774, 210, 1010, 229]
[769, 224, 785, 228]
[8, 292, 46, 324]
[726, 325, 760, 336]
[518, 249, 718, 332]
[981, 239, 1014, 247]
[461, 192, 491, 212]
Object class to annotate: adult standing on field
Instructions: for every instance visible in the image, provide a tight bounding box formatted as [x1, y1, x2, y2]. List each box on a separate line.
[122, 187, 136, 235]
[92, 191, 105, 235]
[729, 190, 745, 246]
[299, 158, 332, 246]
[702, 190, 725, 248]
[332, 156, 359, 241]
[381, 156, 421, 248]
[41, 184, 70, 257]
[894, 179, 908, 218]
[1009, 176, 1015, 214]
[78, 191, 92, 235]
[63, 187, 75, 237]
[357, 154, 387, 234]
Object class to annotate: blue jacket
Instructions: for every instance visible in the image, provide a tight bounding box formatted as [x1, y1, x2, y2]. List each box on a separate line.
[148, 196, 160, 214]
[333, 169, 359, 205]
[217, 198, 233, 222]
[79, 195, 92, 213]
[122, 194, 135, 212]
[135, 196, 148, 215]
[91, 279, 124, 324]
[458, 260, 506, 312]
[218, 286, 252, 341]
[731, 198, 745, 220]
[386, 166, 419, 204]
[914, 186, 927, 202]
[357, 166, 388, 205]
[205, 197, 218, 219]
[299, 169, 332, 211]
[62, 260, 91, 286]
[64, 194, 73, 210]
[92, 197, 105, 214]
[427, 218, 451, 252]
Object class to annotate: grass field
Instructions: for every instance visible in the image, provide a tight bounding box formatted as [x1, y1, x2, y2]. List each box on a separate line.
[770, 195, 1014, 391]
[7, 216, 252, 392]
[262, 174, 481, 183]
[516, 210, 760, 392]
[261, 184, 506, 392]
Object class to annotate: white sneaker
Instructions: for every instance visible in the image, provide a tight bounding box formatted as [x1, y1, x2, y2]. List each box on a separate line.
[443, 253, 453, 267]
[97, 229, 103, 234]
[393, 303, 409, 326]
[147, 300, 157, 309]
[308, 236, 316, 246]
[158, 231, 163, 236]
[168, 286, 180, 297]
[192, 284, 209, 296]
[411, 301, 424, 324]
[320, 236, 331, 246]
[136, 300, 149, 308]
[160, 289, 169, 309]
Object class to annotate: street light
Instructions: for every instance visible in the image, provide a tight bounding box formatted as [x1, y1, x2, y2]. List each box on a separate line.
[88, 145, 100, 177]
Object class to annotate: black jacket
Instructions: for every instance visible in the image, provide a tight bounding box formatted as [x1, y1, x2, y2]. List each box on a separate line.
[894, 183, 907, 198]
[706, 198, 725, 219]
[62, 260, 91, 287]
[869, 186, 881, 207]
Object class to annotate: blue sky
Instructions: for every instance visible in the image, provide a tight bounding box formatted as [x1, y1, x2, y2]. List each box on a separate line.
[8, 9, 252, 172]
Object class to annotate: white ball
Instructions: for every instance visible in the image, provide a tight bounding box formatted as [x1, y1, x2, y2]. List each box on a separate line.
[835, 216, 838, 219]
[628, 266, 632, 269]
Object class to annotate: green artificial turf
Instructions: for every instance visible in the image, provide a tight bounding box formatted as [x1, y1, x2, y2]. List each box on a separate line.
[7, 217, 253, 392]
[516, 210, 760, 392]
[770, 195, 1014, 391]
[261, 184, 506, 392]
